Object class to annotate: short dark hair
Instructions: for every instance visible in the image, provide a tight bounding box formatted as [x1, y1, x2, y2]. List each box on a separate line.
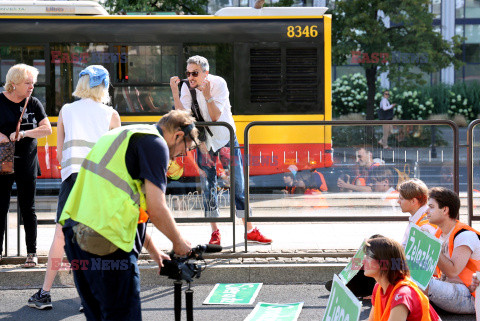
[283, 172, 294, 180]
[363, 237, 409, 285]
[428, 187, 460, 219]
[369, 166, 394, 187]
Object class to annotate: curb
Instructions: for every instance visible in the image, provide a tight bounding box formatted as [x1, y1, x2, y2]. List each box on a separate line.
[0, 262, 346, 289]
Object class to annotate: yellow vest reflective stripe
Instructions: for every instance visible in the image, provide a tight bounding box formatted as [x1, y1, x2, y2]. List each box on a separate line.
[59, 125, 163, 252]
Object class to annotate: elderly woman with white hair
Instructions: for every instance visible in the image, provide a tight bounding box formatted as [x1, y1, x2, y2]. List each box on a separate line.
[0, 63, 52, 267]
[28, 65, 121, 310]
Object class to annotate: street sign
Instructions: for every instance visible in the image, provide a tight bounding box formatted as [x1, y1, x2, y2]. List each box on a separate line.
[322, 274, 362, 321]
[404, 223, 442, 290]
[244, 302, 304, 321]
[339, 241, 366, 284]
[203, 283, 262, 305]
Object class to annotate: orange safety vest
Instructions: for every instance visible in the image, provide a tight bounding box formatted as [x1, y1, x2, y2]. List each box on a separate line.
[313, 170, 328, 192]
[415, 212, 438, 230]
[374, 277, 431, 321]
[434, 221, 480, 296]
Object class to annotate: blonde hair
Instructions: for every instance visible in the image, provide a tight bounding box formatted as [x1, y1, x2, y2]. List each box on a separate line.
[72, 74, 110, 104]
[158, 110, 199, 140]
[4, 64, 39, 92]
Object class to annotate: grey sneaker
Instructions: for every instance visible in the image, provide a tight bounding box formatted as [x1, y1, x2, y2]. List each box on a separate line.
[28, 289, 52, 310]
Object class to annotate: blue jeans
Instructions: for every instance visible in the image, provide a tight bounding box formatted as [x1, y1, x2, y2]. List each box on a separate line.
[197, 137, 247, 218]
[63, 226, 142, 321]
[428, 278, 475, 314]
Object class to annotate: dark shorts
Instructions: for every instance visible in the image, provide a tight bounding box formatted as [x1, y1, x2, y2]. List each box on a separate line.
[55, 173, 78, 222]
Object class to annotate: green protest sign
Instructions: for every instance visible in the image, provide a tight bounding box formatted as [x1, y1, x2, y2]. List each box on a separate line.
[405, 223, 442, 290]
[339, 241, 366, 284]
[322, 275, 362, 321]
[244, 302, 304, 321]
[203, 283, 262, 305]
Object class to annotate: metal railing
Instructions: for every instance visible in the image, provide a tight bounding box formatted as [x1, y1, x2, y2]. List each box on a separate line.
[243, 120, 459, 251]
[5, 121, 239, 256]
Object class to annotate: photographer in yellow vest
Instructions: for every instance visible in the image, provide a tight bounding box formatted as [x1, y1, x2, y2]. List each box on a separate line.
[59, 110, 199, 320]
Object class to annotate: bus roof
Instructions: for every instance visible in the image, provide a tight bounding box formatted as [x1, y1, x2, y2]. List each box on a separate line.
[0, 1, 108, 16]
[215, 7, 328, 16]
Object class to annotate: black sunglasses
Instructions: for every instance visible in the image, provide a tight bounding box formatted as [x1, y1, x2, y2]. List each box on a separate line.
[185, 71, 200, 77]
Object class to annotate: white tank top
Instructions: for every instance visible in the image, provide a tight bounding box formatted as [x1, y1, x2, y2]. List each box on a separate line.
[60, 98, 113, 181]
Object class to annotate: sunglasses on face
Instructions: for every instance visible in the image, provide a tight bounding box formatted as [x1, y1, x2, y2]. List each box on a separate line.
[185, 71, 200, 77]
[384, 93, 390, 96]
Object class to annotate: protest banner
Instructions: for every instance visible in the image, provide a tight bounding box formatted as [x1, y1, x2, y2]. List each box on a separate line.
[322, 274, 362, 321]
[339, 241, 366, 284]
[203, 283, 262, 305]
[404, 223, 442, 290]
[244, 302, 304, 321]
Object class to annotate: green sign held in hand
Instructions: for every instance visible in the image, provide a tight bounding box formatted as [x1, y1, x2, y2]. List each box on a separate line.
[322, 274, 362, 321]
[405, 223, 442, 290]
[203, 283, 262, 305]
[244, 302, 304, 321]
[339, 241, 366, 284]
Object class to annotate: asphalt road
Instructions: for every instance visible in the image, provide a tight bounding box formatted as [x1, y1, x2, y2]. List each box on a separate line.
[0, 284, 475, 321]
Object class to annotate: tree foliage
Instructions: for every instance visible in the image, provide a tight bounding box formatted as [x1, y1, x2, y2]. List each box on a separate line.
[331, 0, 463, 119]
[104, 0, 209, 15]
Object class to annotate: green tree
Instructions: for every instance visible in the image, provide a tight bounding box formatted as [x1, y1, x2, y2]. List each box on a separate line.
[331, 0, 463, 120]
[104, 0, 208, 15]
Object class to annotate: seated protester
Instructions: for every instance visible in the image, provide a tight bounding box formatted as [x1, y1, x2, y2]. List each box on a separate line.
[364, 236, 440, 321]
[427, 187, 480, 315]
[311, 168, 328, 192]
[398, 179, 438, 248]
[324, 234, 383, 299]
[369, 166, 399, 212]
[282, 172, 296, 194]
[337, 147, 380, 192]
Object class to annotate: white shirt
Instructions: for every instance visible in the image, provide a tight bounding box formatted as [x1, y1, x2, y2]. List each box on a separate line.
[180, 74, 236, 152]
[401, 205, 437, 247]
[60, 98, 113, 181]
[380, 97, 393, 111]
[440, 228, 480, 283]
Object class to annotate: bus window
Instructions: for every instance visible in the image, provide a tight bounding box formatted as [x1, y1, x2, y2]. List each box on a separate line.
[113, 86, 174, 114]
[112, 45, 179, 84]
[0, 45, 46, 106]
[50, 43, 108, 114]
[183, 43, 234, 95]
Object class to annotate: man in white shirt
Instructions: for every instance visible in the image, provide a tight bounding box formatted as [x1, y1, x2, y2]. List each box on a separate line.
[426, 187, 480, 314]
[397, 179, 437, 247]
[170, 55, 271, 246]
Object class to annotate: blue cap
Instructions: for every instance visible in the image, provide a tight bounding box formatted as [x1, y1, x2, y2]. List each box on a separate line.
[79, 65, 109, 89]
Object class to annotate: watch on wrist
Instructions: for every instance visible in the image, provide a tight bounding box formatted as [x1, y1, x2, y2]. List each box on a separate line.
[21, 131, 25, 138]
[206, 97, 214, 103]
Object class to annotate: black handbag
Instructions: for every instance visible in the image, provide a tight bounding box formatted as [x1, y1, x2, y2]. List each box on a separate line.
[180, 80, 213, 142]
[0, 97, 29, 175]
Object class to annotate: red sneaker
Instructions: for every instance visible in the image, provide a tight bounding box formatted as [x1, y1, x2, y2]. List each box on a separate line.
[246, 228, 272, 244]
[209, 229, 221, 245]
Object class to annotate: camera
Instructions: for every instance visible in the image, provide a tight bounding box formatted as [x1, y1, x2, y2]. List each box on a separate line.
[160, 244, 222, 282]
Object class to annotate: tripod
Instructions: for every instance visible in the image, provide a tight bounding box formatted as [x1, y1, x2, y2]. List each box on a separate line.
[174, 280, 194, 321]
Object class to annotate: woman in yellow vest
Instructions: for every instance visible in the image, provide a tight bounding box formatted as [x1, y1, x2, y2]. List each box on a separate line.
[363, 236, 440, 321]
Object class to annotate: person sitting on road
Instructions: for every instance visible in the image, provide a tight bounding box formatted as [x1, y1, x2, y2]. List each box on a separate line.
[337, 147, 379, 192]
[397, 179, 438, 248]
[426, 187, 480, 315]
[369, 166, 399, 212]
[364, 236, 440, 321]
[281, 172, 296, 194]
